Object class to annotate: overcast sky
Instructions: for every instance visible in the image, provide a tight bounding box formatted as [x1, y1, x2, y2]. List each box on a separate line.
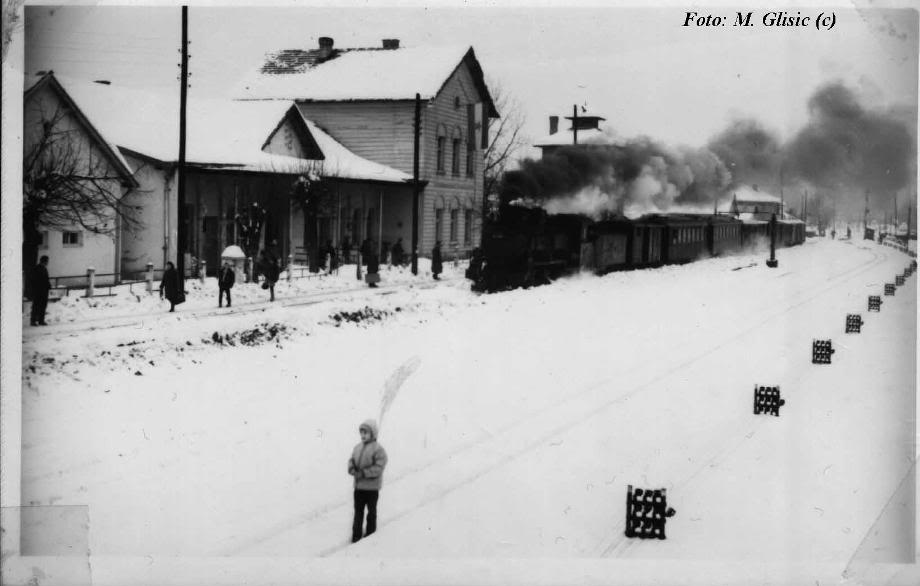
[21, 1, 919, 155]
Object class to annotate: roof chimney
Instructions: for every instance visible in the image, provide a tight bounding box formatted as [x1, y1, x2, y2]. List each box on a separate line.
[549, 116, 559, 135]
[382, 39, 400, 49]
[318, 36, 334, 60]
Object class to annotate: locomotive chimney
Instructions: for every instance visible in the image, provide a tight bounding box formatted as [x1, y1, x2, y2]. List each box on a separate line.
[318, 36, 334, 60]
[382, 38, 400, 49]
[549, 116, 559, 135]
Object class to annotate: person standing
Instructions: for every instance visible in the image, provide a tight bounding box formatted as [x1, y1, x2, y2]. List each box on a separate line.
[259, 250, 279, 302]
[431, 240, 443, 280]
[347, 419, 388, 543]
[217, 261, 235, 308]
[322, 239, 338, 273]
[159, 261, 180, 312]
[29, 255, 51, 326]
[365, 249, 380, 288]
[360, 238, 372, 266]
[391, 238, 405, 267]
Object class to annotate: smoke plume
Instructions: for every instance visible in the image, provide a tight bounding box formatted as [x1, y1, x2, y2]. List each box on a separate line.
[502, 81, 915, 224]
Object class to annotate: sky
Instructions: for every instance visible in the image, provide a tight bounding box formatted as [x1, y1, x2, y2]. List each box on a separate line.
[19, 1, 919, 155]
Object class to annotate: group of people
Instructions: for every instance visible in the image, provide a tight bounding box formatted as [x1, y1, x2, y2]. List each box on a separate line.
[28, 237, 450, 322]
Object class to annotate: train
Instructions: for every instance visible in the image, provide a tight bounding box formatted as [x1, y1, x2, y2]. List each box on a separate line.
[468, 205, 805, 292]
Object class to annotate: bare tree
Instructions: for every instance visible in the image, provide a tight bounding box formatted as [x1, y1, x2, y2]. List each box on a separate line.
[23, 104, 139, 271]
[483, 79, 527, 218]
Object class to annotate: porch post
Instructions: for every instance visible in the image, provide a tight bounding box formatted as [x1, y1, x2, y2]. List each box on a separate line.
[378, 188, 384, 260]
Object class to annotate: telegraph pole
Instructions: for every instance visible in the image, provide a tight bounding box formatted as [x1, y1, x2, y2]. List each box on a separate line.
[411, 93, 421, 275]
[176, 5, 189, 296]
[572, 104, 578, 145]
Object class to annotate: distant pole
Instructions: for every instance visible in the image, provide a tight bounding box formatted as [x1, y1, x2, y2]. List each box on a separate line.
[766, 213, 778, 268]
[572, 104, 578, 145]
[176, 5, 189, 293]
[411, 93, 421, 275]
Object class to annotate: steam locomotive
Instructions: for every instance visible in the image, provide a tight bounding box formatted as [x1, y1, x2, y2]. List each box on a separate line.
[468, 205, 805, 292]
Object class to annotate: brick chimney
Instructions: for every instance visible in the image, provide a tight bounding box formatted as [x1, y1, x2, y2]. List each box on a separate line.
[382, 39, 400, 49]
[318, 37, 334, 60]
[549, 116, 559, 135]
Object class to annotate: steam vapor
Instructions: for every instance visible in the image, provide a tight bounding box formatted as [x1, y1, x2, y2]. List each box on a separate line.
[501, 82, 915, 223]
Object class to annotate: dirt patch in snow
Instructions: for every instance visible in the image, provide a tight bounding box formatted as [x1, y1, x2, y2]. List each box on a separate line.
[329, 306, 399, 326]
[205, 322, 294, 347]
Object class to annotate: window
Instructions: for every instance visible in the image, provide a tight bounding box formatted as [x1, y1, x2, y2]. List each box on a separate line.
[450, 208, 458, 242]
[466, 142, 475, 177]
[435, 208, 444, 241]
[62, 231, 83, 247]
[454, 96, 461, 110]
[436, 136, 446, 174]
[451, 139, 461, 176]
[38, 231, 49, 249]
[464, 209, 473, 245]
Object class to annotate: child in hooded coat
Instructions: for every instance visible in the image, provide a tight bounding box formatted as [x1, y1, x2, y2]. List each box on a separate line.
[348, 419, 388, 542]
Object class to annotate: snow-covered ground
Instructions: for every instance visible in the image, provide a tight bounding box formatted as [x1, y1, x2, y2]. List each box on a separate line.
[5, 239, 918, 586]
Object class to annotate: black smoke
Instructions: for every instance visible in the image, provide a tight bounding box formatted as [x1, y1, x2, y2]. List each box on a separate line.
[500, 137, 731, 218]
[501, 81, 915, 223]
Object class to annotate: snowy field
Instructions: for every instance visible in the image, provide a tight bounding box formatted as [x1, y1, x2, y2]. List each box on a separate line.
[5, 238, 918, 586]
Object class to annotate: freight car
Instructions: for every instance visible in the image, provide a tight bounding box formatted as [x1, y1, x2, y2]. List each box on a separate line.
[472, 205, 804, 292]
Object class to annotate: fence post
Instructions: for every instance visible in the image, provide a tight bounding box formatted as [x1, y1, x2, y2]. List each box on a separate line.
[146, 263, 154, 293]
[288, 254, 293, 282]
[199, 260, 207, 283]
[85, 267, 95, 298]
[246, 257, 253, 283]
[356, 252, 363, 280]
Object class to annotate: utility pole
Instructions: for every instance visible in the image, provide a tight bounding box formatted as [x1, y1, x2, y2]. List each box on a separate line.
[411, 93, 421, 275]
[176, 5, 189, 296]
[572, 104, 578, 145]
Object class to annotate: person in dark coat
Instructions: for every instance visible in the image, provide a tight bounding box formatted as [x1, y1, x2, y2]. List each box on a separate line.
[365, 249, 380, 288]
[390, 238, 405, 267]
[322, 240, 337, 273]
[29, 255, 51, 326]
[431, 240, 443, 280]
[348, 419, 388, 543]
[159, 261, 180, 312]
[259, 250, 279, 301]
[217, 261, 235, 308]
[360, 238, 372, 266]
[341, 236, 352, 264]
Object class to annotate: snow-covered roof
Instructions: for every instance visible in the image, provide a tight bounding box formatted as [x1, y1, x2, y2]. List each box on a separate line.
[732, 185, 782, 204]
[290, 113, 413, 183]
[237, 44, 498, 116]
[42, 75, 410, 183]
[533, 128, 623, 147]
[25, 74, 137, 185]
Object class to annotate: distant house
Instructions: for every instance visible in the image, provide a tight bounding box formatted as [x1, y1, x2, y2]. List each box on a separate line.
[23, 74, 138, 285]
[727, 186, 785, 221]
[237, 37, 499, 259]
[533, 109, 621, 158]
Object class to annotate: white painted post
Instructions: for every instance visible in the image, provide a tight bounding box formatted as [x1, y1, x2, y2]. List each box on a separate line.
[199, 260, 207, 283]
[288, 254, 293, 282]
[85, 267, 95, 298]
[146, 262, 154, 293]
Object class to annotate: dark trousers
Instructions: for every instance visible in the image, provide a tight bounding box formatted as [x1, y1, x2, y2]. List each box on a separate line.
[30, 294, 48, 325]
[352, 489, 379, 542]
[219, 287, 231, 307]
